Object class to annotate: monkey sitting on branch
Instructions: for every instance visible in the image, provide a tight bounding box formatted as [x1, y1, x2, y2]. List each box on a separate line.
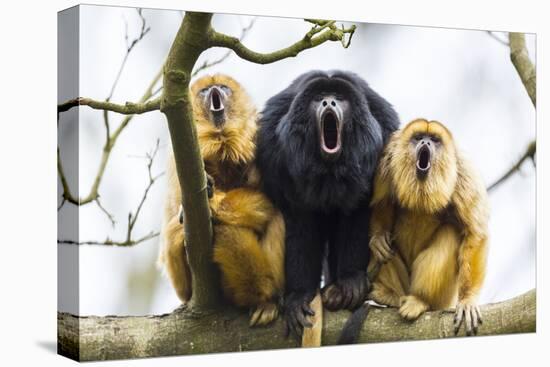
[367, 119, 490, 336]
[158, 74, 285, 326]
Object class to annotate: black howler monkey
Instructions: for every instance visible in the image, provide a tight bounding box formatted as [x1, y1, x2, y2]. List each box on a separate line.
[256, 70, 400, 337]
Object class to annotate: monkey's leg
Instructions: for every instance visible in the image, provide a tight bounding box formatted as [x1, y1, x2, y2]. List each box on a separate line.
[322, 203, 371, 311]
[212, 188, 275, 233]
[158, 214, 192, 303]
[213, 225, 279, 326]
[401, 225, 460, 320]
[368, 255, 409, 308]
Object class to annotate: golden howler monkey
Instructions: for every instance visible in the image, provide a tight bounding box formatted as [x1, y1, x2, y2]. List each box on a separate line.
[158, 74, 285, 326]
[368, 119, 489, 335]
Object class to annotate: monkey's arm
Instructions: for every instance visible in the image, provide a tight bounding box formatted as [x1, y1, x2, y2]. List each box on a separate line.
[452, 159, 490, 335]
[283, 209, 325, 339]
[369, 162, 396, 263]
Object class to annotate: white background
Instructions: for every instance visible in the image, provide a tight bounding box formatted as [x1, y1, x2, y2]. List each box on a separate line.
[1, 0, 548, 366]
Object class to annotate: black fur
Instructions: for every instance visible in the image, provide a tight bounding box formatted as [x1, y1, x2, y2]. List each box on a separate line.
[256, 70, 399, 337]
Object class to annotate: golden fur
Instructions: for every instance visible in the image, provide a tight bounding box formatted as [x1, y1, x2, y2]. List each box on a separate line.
[158, 74, 285, 326]
[368, 119, 489, 333]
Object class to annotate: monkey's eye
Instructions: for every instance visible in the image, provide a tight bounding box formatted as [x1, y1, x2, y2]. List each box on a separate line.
[334, 94, 346, 101]
[412, 134, 423, 142]
[199, 88, 209, 96]
[431, 136, 441, 143]
[219, 85, 232, 95]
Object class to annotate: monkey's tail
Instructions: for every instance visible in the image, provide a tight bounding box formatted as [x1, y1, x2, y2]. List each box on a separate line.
[301, 291, 323, 348]
[337, 262, 382, 345]
[337, 303, 372, 344]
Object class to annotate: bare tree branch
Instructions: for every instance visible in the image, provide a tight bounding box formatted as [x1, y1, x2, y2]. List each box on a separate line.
[108, 8, 151, 101]
[58, 289, 535, 361]
[57, 96, 161, 115]
[209, 19, 356, 64]
[488, 140, 536, 192]
[58, 140, 164, 246]
[510, 32, 536, 106]
[191, 17, 256, 77]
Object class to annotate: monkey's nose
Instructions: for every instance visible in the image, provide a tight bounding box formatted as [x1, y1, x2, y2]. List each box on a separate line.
[321, 98, 337, 108]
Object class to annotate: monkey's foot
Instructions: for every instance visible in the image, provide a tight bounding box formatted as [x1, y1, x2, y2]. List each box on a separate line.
[368, 285, 401, 308]
[249, 302, 279, 327]
[454, 300, 482, 336]
[369, 233, 394, 264]
[321, 272, 368, 311]
[399, 295, 429, 320]
[284, 291, 316, 339]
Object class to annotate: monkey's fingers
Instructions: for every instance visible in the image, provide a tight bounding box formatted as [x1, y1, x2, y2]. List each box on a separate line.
[454, 304, 464, 335]
[476, 306, 483, 324]
[302, 303, 315, 317]
[205, 172, 215, 199]
[250, 307, 264, 327]
[250, 303, 279, 327]
[321, 284, 343, 311]
[464, 305, 473, 336]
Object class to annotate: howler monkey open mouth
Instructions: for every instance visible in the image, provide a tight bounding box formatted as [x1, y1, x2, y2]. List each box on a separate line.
[416, 144, 432, 177]
[318, 102, 343, 159]
[209, 86, 226, 127]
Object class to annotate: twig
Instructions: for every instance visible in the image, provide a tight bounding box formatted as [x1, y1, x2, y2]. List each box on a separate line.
[57, 96, 161, 115]
[57, 232, 159, 247]
[509, 32, 536, 106]
[209, 18, 356, 64]
[191, 17, 257, 78]
[107, 8, 151, 102]
[488, 141, 536, 191]
[58, 140, 164, 246]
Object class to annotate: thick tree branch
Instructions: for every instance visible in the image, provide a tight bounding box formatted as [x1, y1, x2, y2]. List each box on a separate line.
[208, 19, 356, 64]
[488, 140, 536, 192]
[160, 12, 219, 309]
[509, 32, 536, 107]
[58, 289, 535, 361]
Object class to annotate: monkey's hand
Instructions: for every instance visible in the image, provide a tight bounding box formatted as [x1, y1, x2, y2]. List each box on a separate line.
[369, 233, 394, 264]
[321, 271, 368, 311]
[284, 291, 316, 340]
[205, 171, 215, 199]
[178, 172, 214, 225]
[250, 302, 279, 327]
[454, 299, 482, 336]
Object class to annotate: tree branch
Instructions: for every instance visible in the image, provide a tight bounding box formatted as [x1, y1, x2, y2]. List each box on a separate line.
[57, 289, 535, 361]
[488, 140, 536, 192]
[208, 19, 356, 64]
[191, 17, 256, 77]
[509, 32, 536, 107]
[58, 96, 160, 115]
[58, 140, 163, 246]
